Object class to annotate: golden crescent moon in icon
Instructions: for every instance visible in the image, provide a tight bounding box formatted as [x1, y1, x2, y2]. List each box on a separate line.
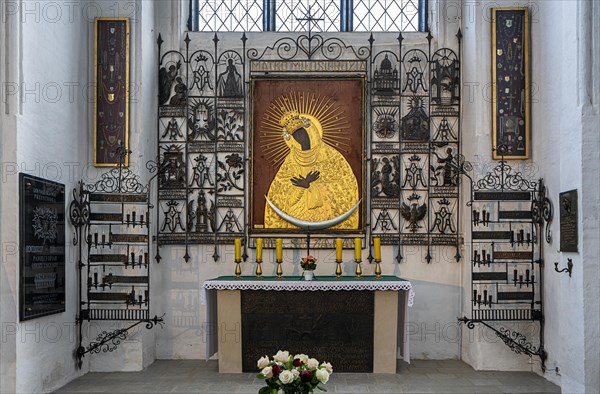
[265, 196, 361, 230]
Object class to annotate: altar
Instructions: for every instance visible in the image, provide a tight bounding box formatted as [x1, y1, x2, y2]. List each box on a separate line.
[202, 276, 414, 373]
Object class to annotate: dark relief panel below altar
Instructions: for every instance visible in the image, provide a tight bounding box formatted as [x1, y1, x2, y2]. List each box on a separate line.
[241, 290, 374, 372]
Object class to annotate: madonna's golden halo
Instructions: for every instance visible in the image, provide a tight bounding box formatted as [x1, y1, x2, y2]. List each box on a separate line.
[260, 92, 351, 167]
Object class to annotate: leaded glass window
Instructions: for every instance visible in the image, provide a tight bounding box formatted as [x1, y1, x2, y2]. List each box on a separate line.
[192, 0, 425, 32]
[197, 0, 263, 32]
[353, 0, 419, 32]
[275, 0, 341, 32]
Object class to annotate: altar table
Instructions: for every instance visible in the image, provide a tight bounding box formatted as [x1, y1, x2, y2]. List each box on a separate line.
[202, 275, 414, 373]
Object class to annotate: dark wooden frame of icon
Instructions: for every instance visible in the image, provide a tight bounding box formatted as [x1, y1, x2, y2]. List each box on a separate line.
[249, 76, 367, 235]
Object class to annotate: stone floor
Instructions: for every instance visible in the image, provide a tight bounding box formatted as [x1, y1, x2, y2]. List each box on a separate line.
[54, 359, 561, 394]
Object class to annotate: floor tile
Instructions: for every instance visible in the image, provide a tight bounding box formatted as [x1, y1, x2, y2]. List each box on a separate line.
[53, 359, 560, 394]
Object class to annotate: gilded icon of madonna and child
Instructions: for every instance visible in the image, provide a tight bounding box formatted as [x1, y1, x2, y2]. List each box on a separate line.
[255, 88, 362, 231]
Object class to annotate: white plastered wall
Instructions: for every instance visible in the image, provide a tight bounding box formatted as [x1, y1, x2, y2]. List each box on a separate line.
[0, 0, 158, 391]
[458, 1, 599, 393]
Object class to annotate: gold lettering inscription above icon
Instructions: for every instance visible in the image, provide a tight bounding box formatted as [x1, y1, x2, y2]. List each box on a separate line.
[250, 61, 367, 73]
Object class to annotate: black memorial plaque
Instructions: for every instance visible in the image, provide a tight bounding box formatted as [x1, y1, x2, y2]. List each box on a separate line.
[241, 290, 374, 372]
[19, 174, 66, 321]
[559, 189, 578, 252]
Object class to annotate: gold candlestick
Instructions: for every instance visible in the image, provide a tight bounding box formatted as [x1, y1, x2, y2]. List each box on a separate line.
[255, 259, 263, 278]
[335, 259, 342, 278]
[355, 259, 362, 278]
[234, 259, 242, 278]
[276, 259, 283, 278]
[375, 259, 382, 279]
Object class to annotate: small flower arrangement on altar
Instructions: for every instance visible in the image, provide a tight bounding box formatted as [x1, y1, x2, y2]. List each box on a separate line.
[257, 350, 333, 394]
[300, 255, 317, 271]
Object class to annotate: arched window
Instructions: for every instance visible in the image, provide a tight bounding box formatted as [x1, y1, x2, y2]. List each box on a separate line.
[189, 0, 428, 32]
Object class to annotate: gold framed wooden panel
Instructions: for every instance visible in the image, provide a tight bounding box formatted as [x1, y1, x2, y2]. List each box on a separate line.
[491, 8, 530, 160]
[94, 17, 130, 166]
[250, 77, 366, 234]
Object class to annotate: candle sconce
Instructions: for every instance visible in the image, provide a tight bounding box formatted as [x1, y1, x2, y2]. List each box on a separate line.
[255, 259, 262, 278]
[355, 258, 362, 278]
[126, 286, 147, 307]
[374, 259, 382, 279]
[335, 259, 342, 278]
[92, 270, 99, 289]
[234, 258, 242, 278]
[473, 209, 490, 227]
[93, 228, 113, 249]
[554, 258, 573, 277]
[104, 272, 114, 289]
[511, 268, 534, 288]
[125, 210, 148, 229]
[513, 229, 532, 247]
[473, 289, 493, 308]
[472, 250, 491, 267]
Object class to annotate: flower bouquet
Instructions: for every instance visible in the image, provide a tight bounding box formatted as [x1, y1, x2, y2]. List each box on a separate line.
[257, 350, 332, 394]
[300, 255, 317, 271]
[300, 255, 317, 280]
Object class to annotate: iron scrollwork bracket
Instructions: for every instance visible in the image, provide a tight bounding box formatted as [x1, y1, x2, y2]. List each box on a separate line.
[554, 258, 573, 277]
[458, 316, 547, 372]
[75, 315, 164, 369]
[532, 178, 553, 244]
[68, 181, 90, 245]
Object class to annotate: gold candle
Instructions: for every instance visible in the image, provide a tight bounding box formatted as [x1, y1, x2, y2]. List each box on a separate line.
[234, 238, 241, 261]
[276, 238, 283, 261]
[256, 238, 263, 261]
[335, 238, 343, 261]
[354, 238, 361, 261]
[373, 237, 381, 261]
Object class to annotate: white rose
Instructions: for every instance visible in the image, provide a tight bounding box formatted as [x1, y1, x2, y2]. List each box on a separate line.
[274, 350, 290, 363]
[320, 362, 333, 374]
[261, 366, 273, 379]
[306, 358, 319, 370]
[316, 368, 330, 384]
[257, 355, 270, 369]
[280, 370, 295, 384]
[294, 353, 309, 364]
[291, 369, 300, 379]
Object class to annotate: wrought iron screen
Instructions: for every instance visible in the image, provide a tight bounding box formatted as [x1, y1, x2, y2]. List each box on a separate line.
[369, 33, 464, 263]
[155, 30, 462, 262]
[155, 33, 248, 262]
